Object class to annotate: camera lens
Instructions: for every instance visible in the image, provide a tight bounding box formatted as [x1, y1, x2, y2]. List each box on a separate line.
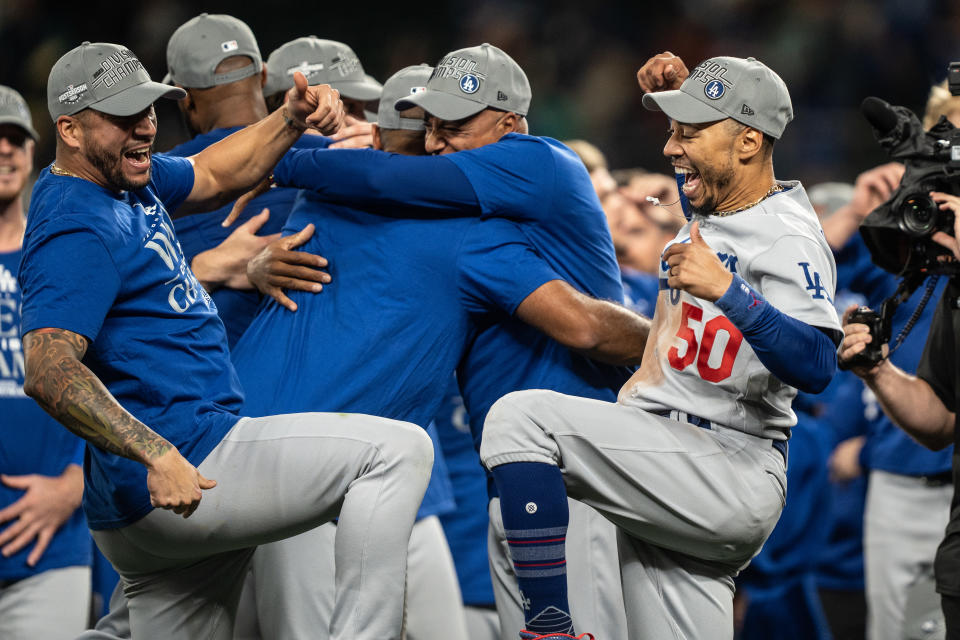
[898, 193, 939, 236]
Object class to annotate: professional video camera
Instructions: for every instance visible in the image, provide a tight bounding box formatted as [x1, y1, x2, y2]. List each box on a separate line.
[840, 64, 960, 370]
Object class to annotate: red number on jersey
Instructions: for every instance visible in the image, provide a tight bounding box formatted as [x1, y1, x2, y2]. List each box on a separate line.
[667, 302, 743, 383]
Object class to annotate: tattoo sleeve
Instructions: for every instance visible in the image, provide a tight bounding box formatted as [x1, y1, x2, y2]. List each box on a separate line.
[22, 328, 172, 465]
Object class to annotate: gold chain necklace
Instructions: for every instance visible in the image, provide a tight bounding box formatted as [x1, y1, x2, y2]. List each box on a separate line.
[49, 163, 82, 179]
[711, 184, 783, 217]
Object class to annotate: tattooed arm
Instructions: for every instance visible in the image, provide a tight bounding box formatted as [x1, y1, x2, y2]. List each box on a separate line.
[22, 328, 217, 518]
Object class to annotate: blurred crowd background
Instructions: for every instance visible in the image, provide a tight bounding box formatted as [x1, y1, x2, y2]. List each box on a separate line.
[2, 0, 960, 184]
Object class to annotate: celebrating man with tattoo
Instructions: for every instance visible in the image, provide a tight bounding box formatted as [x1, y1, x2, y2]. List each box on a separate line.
[18, 42, 433, 640]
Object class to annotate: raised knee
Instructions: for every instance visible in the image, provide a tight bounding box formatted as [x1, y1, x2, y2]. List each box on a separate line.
[388, 421, 435, 470]
[485, 389, 553, 434]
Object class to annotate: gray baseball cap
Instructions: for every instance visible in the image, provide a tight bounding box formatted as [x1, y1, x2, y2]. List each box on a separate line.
[165, 13, 261, 89]
[642, 56, 793, 139]
[0, 86, 38, 140]
[395, 43, 531, 121]
[378, 65, 432, 131]
[47, 42, 185, 121]
[263, 37, 382, 101]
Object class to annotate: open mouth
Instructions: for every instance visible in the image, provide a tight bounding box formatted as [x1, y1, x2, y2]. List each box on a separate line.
[676, 167, 701, 197]
[123, 147, 151, 169]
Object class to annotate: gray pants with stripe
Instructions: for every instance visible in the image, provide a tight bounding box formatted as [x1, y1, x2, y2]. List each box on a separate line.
[91, 412, 433, 640]
[479, 390, 786, 639]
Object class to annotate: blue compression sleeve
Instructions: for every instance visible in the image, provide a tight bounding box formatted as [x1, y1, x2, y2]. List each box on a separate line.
[715, 274, 837, 393]
[274, 148, 481, 216]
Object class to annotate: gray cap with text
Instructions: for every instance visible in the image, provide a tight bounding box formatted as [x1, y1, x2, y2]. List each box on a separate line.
[47, 42, 185, 121]
[0, 86, 38, 139]
[395, 43, 530, 121]
[642, 56, 793, 139]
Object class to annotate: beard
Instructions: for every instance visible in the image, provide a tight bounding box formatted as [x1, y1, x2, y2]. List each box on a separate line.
[84, 136, 151, 192]
[688, 155, 735, 216]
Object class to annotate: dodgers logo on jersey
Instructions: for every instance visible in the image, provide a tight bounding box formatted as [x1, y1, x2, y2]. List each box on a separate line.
[705, 80, 725, 100]
[459, 74, 480, 94]
[798, 262, 833, 303]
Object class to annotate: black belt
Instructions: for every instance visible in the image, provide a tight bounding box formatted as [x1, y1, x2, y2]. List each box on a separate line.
[920, 471, 953, 487]
[652, 409, 788, 464]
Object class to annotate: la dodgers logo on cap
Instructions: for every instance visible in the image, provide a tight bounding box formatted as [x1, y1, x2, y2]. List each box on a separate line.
[705, 80, 725, 100]
[459, 74, 480, 94]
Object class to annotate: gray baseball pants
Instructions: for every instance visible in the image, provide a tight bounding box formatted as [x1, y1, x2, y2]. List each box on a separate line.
[241, 514, 469, 639]
[487, 496, 628, 640]
[479, 390, 786, 639]
[91, 412, 433, 640]
[865, 469, 951, 640]
[0, 565, 90, 639]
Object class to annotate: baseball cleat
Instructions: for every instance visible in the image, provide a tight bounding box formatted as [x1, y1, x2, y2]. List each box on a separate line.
[519, 633, 596, 640]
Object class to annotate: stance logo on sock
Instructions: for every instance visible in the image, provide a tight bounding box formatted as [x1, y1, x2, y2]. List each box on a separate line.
[528, 606, 575, 634]
[526, 502, 538, 514]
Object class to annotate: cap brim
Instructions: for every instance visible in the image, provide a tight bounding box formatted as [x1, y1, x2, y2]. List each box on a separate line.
[395, 89, 485, 121]
[0, 117, 39, 140]
[642, 90, 727, 125]
[90, 81, 186, 117]
[331, 79, 382, 101]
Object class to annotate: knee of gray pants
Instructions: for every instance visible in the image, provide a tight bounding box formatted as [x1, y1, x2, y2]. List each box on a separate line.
[380, 420, 435, 475]
[480, 390, 559, 469]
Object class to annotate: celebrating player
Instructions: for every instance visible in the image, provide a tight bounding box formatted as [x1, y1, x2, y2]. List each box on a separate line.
[479, 53, 842, 638]
[19, 41, 432, 639]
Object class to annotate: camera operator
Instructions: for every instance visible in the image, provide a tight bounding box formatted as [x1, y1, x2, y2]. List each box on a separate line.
[840, 189, 960, 639]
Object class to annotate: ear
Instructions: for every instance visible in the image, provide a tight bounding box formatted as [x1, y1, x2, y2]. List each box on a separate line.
[737, 127, 764, 161]
[24, 138, 35, 167]
[498, 111, 520, 134]
[56, 115, 83, 150]
[179, 88, 195, 113]
[259, 62, 268, 88]
[371, 123, 383, 151]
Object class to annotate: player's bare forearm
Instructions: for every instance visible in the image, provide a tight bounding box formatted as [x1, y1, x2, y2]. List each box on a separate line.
[581, 300, 650, 366]
[863, 360, 954, 450]
[22, 329, 173, 465]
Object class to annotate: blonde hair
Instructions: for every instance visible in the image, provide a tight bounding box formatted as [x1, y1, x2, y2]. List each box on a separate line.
[564, 139, 607, 173]
[923, 79, 960, 130]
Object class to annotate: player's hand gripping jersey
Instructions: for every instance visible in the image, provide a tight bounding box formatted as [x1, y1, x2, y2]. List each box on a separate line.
[621, 182, 842, 439]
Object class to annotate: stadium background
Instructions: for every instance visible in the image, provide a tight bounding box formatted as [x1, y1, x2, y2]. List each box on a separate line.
[1, 0, 959, 186]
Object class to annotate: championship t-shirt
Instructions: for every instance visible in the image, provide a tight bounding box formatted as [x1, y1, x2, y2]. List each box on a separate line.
[0, 248, 91, 578]
[19, 156, 243, 529]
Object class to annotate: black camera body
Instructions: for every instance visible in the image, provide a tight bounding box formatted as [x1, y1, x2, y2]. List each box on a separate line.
[859, 98, 960, 276]
[840, 306, 887, 370]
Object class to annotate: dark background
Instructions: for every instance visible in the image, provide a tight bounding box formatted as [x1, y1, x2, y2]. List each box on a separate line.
[4, 0, 960, 183]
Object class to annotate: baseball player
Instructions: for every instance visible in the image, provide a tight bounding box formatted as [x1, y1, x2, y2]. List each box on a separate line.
[0, 85, 93, 639]
[231, 62, 648, 639]
[20, 41, 433, 640]
[231, 42, 651, 639]
[478, 53, 842, 638]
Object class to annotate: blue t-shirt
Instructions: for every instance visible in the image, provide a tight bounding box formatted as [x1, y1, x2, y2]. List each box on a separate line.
[434, 375, 496, 606]
[837, 234, 953, 476]
[167, 128, 331, 347]
[19, 156, 244, 529]
[620, 267, 659, 318]
[0, 249, 91, 579]
[231, 192, 561, 518]
[273, 133, 630, 441]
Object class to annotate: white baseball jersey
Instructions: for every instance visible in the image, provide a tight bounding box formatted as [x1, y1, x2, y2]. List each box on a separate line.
[620, 181, 842, 439]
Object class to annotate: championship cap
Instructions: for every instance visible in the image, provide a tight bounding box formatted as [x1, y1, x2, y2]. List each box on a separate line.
[263, 37, 382, 100]
[0, 86, 39, 140]
[47, 42, 185, 121]
[164, 13, 261, 89]
[377, 65, 432, 131]
[395, 43, 531, 121]
[642, 56, 793, 139]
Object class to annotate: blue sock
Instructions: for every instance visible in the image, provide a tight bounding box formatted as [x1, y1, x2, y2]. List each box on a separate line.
[491, 461, 574, 634]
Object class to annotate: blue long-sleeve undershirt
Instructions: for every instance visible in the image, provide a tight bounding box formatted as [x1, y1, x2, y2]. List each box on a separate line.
[715, 274, 838, 393]
[274, 148, 481, 217]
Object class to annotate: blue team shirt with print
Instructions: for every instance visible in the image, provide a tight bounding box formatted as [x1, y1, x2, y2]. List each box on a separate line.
[166, 127, 331, 347]
[0, 249, 91, 578]
[19, 156, 243, 529]
[231, 191, 565, 518]
[274, 134, 631, 450]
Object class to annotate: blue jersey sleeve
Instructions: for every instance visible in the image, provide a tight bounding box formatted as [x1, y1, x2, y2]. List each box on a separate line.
[149, 153, 195, 214]
[457, 218, 563, 315]
[19, 227, 121, 342]
[274, 148, 480, 216]
[716, 274, 837, 393]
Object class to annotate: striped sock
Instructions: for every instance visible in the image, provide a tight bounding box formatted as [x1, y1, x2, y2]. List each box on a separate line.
[492, 462, 574, 634]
